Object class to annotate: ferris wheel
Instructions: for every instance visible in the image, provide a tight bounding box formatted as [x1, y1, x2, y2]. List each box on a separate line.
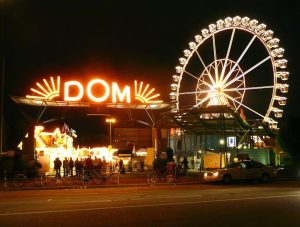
[170, 16, 289, 129]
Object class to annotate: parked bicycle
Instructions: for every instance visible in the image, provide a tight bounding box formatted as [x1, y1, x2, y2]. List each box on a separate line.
[66, 168, 120, 185]
[44, 173, 69, 186]
[102, 169, 120, 184]
[149, 169, 175, 183]
[10, 170, 46, 187]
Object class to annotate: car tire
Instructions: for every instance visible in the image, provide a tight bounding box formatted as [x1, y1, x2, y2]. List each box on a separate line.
[261, 173, 270, 183]
[222, 175, 232, 185]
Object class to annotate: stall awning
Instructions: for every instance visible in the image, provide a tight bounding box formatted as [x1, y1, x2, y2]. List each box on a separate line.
[11, 96, 170, 110]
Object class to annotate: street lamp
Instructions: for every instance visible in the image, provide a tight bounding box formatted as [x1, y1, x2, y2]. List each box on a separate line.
[106, 118, 116, 146]
[219, 139, 225, 145]
[219, 139, 225, 168]
[198, 150, 202, 174]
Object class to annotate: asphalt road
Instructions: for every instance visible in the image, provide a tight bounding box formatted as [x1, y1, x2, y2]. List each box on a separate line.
[1, 181, 300, 227]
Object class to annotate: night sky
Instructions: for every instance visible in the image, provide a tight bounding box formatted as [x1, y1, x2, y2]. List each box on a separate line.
[2, 0, 300, 146]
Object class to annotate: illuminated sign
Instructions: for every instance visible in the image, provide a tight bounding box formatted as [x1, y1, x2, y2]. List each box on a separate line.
[26, 76, 163, 104]
[227, 137, 236, 147]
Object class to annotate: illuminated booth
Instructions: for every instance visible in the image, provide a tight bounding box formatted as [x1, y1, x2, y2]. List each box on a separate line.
[12, 76, 168, 172]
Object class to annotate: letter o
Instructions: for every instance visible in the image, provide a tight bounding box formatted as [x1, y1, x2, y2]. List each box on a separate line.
[87, 79, 110, 102]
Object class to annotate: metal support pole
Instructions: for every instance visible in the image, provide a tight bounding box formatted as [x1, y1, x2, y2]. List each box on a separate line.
[0, 56, 5, 156]
[4, 169, 7, 188]
[199, 156, 202, 179]
[82, 169, 85, 187]
[109, 121, 112, 145]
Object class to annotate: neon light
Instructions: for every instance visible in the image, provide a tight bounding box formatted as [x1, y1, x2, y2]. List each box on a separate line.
[26, 76, 60, 100]
[87, 79, 110, 102]
[27, 77, 163, 104]
[112, 82, 130, 103]
[134, 80, 162, 103]
[64, 81, 84, 101]
[43, 78, 53, 93]
[134, 80, 163, 104]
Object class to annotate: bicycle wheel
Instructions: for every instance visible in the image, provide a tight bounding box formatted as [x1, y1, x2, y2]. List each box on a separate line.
[109, 173, 120, 184]
[149, 172, 159, 183]
[92, 173, 106, 185]
[166, 174, 175, 183]
[34, 172, 46, 186]
[73, 175, 84, 185]
[46, 176, 65, 186]
[13, 174, 28, 187]
[62, 176, 73, 186]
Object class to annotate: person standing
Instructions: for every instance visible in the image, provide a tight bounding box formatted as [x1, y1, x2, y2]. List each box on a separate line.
[75, 158, 81, 177]
[93, 156, 99, 172]
[140, 159, 144, 172]
[183, 156, 189, 175]
[119, 159, 124, 174]
[68, 157, 74, 177]
[63, 157, 69, 177]
[98, 158, 103, 173]
[54, 157, 62, 178]
[191, 158, 195, 170]
[86, 155, 93, 176]
[102, 156, 107, 173]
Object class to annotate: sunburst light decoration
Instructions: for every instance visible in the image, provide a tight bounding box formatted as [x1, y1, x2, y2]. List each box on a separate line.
[26, 76, 61, 100]
[134, 80, 163, 104]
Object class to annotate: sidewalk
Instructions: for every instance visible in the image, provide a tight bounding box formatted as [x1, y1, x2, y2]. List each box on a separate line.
[1, 169, 298, 191]
[0, 169, 204, 191]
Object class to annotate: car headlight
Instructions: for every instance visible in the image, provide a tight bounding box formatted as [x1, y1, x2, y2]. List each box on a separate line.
[213, 172, 219, 177]
[204, 172, 208, 177]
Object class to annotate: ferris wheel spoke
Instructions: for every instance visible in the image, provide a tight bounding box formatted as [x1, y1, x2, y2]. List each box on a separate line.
[226, 80, 244, 89]
[236, 82, 245, 89]
[193, 95, 211, 108]
[182, 70, 199, 80]
[221, 35, 256, 86]
[223, 56, 271, 88]
[195, 50, 216, 85]
[197, 78, 213, 88]
[184, 70, 213, 87]
[229, 96, 237, 110]
[224, 85, 274, 92]
[236, 79, 245, 84]
[232, 100, 238, 109]
[212, 34, 219, 84]
[236, 91, 243, 97]
[223, 93, 266, 119]
[179, 90, 210, 95]
[220, 28, 236, 83]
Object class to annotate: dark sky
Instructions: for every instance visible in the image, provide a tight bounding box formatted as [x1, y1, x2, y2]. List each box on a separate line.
[1, 0, 299, 137]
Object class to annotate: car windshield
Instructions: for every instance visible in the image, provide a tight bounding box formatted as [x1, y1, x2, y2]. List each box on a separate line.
[244, 161, 265, 168]
[226, 162, 241, 169]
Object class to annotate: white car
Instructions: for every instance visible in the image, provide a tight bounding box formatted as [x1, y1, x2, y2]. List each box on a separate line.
[203, 160, 276, 184]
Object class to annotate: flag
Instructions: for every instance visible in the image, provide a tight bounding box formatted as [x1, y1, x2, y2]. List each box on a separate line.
[132, 144, 136, 155]
[62, 123, 69, 134]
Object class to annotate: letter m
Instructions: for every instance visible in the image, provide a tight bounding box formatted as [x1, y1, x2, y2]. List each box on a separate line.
[112, 82, 131, 103]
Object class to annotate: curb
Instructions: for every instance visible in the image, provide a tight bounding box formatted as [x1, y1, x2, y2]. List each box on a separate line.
[1, 177, 298, 191]
[0, 180, 204, 191]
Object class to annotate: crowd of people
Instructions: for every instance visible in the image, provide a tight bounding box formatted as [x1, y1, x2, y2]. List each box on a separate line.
[53, 156, 124, 178]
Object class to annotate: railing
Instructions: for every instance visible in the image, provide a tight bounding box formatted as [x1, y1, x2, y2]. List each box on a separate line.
[0, 167, 202, 190]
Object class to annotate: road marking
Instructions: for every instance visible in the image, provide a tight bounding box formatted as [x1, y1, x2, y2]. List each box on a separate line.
[54, 199, 112, 204]
[131, 194, 204, 201]
[1, 194, 300, 216]
[53, 194, 204, 204]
